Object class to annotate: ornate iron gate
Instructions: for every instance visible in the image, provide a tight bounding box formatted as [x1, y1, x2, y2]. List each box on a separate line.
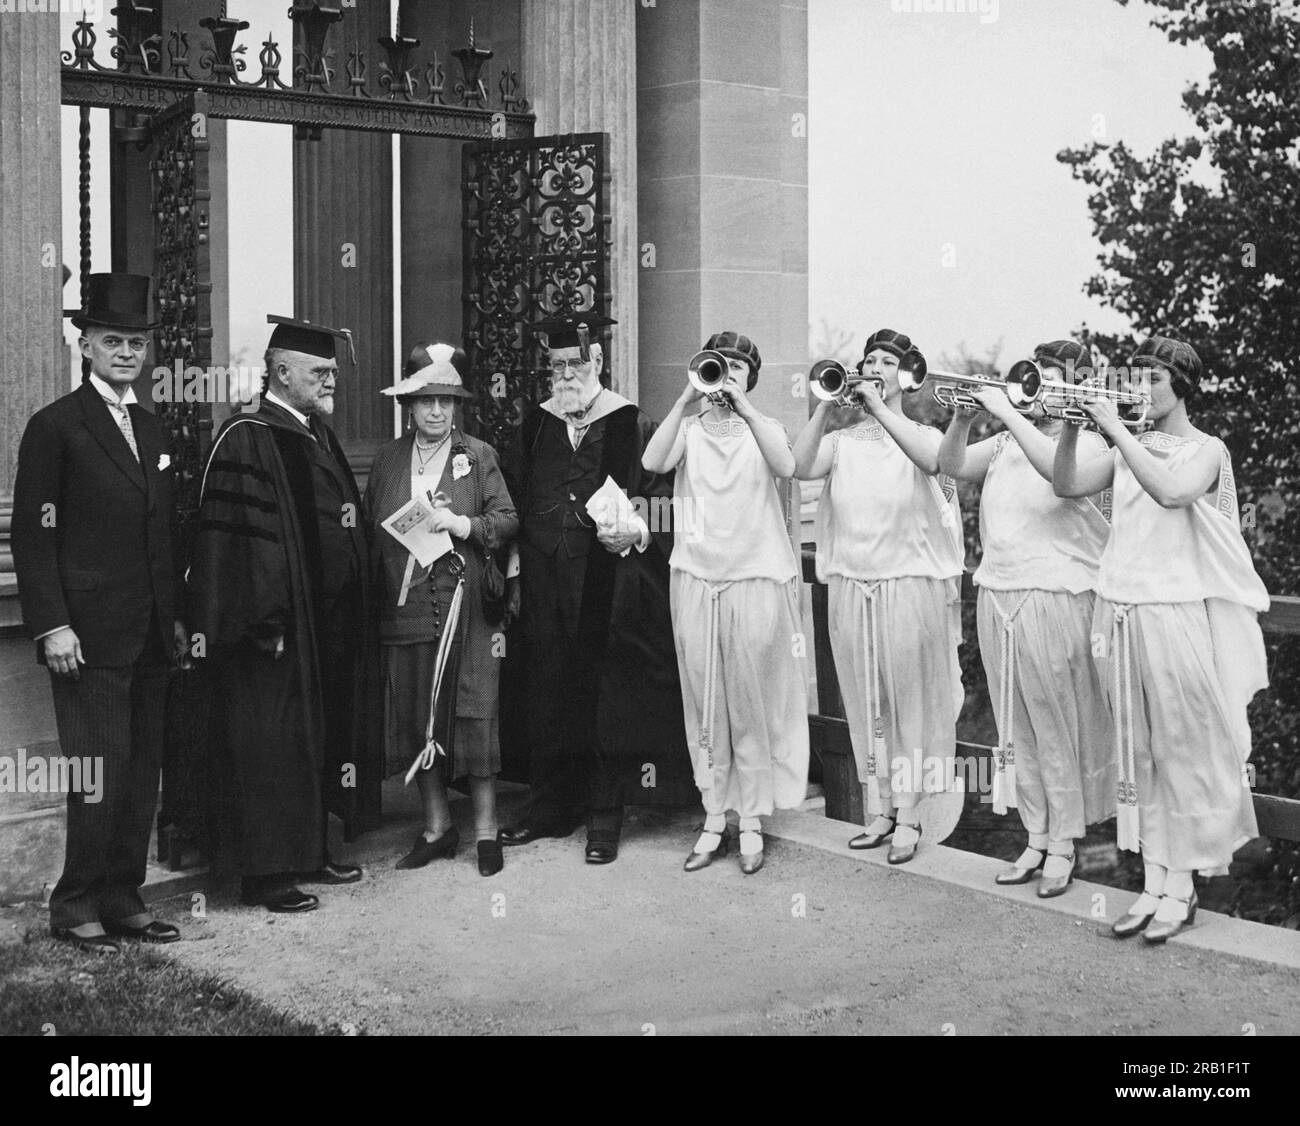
[461, 132, 611, 460]
[150, 90, 213, 544]
[149, 91, 214, 868]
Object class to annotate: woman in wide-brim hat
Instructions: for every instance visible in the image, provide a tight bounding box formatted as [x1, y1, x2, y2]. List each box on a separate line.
[362, 342, 519, 877]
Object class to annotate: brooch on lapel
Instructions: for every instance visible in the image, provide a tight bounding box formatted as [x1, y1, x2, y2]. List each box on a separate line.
[450, 444, 473, 481]
[157, 453, 171, 471]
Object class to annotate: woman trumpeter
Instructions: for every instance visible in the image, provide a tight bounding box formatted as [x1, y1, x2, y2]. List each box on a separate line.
[364, 342, 519, 877]
[1053, 333, 1268, 942]
[642, 332, 810, 875]
[938, 339, 1114, 897]
[793, 329, 964, 864]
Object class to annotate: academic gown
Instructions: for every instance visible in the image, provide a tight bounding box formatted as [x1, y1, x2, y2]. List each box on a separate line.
[186, 400, 382, 877]
[509, 392, 693, 814]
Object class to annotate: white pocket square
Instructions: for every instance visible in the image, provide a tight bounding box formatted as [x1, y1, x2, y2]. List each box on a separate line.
[157, 454, 171, 471]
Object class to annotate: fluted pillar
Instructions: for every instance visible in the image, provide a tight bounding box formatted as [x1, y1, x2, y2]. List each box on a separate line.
[0, 7, 64, 493]
[293, 0, 394, 451]
[522, 0, 638, 400]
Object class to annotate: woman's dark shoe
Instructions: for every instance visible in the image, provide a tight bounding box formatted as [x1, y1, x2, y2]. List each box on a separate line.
[848, 815, 896, 850]
[683, 829, 730, 872]
[396, 826, 459, 870]
[477, 838, 504, 877]
[995, 846, 1046, 886]
[1112, 891, 1162, 938]
[1142, 890, 1198, 944]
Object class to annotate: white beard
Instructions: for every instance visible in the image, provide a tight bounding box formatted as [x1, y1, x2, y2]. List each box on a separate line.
[552, 379, 598, 416]
[315, 395, 335, 416]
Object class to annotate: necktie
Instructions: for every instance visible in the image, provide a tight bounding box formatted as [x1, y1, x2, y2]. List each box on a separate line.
[103, 396, 140, 462]
[309, 415, 327, 446]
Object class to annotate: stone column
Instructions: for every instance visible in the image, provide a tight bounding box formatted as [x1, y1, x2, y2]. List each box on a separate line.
[0, 7, 64, 495]
[293, 0, 394, 453]
[522, 0, 638, 400]
[636, 0, 809, 436]
[0, 5, 69, 903]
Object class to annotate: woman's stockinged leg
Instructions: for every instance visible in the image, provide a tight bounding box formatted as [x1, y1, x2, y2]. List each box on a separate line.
[469, 773, 498, 842]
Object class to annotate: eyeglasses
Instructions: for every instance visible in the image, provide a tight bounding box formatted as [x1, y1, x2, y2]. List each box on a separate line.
[549, 358, 591, 377]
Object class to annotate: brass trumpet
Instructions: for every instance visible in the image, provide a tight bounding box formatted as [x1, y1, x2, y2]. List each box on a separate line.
[687, 348, 733, 405]
[808, 359, 883, 408]
[899, 350, 1039, 413]
[1004, 359, 1150, 430]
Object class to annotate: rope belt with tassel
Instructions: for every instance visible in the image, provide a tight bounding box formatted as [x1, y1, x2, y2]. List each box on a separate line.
[404, 551, 467, 784]
[1110, 603, 1140, 852]
[851, 579, 887, 816]
[698, 580, 738, 772]
[989, 590, 1033, 815]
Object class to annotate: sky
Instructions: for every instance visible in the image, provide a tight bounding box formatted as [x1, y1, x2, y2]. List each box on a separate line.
[60, 0, 1214, 379]
[808, 0, 1213, 368]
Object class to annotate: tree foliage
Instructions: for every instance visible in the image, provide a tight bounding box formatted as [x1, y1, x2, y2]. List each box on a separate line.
[1060, 0, 1300, 920]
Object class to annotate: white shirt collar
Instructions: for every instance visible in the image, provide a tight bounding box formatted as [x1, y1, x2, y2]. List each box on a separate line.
[265, 389, 312, 429]
[88, 373, 138, 408]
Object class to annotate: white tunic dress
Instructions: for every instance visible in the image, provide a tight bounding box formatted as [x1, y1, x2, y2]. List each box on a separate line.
[668, 411, 809, 818]
[973, 430, 1113, 839]
[813, 418, 964, 812]
[1093, 430, 1268, 872]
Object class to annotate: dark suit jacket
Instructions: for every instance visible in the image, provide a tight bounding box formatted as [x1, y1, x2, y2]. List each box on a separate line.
[12, 380, 177, 667]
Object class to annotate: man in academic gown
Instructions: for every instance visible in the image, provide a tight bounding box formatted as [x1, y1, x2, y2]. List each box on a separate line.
[12, 273, 185, 953]
[187, 316, 381, 912]
[501, 313, 690, 863]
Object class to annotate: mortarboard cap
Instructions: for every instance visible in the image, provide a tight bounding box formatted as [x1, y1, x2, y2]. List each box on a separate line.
[531, 311, 617, 359]
[267, 314, 356, 364]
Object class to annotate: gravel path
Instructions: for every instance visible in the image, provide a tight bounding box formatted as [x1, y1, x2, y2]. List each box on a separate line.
[153, 801, 1300, 1036]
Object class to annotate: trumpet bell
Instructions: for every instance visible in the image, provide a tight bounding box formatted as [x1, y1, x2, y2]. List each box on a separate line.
[809, 358, 881, 406]
[688, 349, 731, 399]
[1004, 359, 1043, 407]
[898, 349, 928, 393]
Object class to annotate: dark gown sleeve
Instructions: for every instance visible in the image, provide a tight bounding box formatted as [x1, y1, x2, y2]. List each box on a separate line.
[468, 442, 520, 549]
[187, 420, 293, 647]
[632, 412, 677, 563]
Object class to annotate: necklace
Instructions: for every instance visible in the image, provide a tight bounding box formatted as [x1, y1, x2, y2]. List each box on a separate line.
[414, 431, 451, 474]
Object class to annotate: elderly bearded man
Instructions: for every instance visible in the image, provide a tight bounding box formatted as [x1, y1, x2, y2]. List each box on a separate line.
[187, 316, 381, 912]
[501, 313, 689, 864]
[12, 273, 187, 953]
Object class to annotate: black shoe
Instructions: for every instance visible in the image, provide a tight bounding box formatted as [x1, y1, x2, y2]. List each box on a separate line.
[396, 827, 459, 869]
[499, 821, 575, 846]
[241, 881, 319, 913]
[585, 829, 619, 865]
[477, 838, 504, 877]
[103, 917, 181, 944]
[301, 860, 364, 885]
[51, 926, 120, 955]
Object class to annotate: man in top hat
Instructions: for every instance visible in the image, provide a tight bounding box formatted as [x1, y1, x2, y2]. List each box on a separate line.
[12, 273, 186, 952]
[186, 316, 381, 912]
[501, 312, 690, 863]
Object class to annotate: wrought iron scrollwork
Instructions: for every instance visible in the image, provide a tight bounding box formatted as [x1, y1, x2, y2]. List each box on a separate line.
[59, 6, 531, 132]
[150, 92, 213, 539]
[462, 135, 611, 456]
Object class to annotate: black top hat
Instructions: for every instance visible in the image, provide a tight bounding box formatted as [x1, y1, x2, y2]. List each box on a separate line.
[64, 273, 159, 331]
